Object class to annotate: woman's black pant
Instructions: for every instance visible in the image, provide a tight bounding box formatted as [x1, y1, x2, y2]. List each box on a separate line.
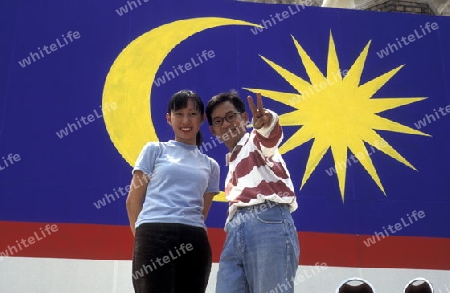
[132, 223, 212, 293]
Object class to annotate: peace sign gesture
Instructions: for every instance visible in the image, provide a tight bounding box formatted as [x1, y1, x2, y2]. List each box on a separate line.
[247, 93, 272, 130]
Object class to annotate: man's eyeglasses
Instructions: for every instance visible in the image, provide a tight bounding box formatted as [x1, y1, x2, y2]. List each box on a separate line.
[211, 112, 242, 127]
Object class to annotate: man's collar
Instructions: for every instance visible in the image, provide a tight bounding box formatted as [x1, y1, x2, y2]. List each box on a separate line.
[225, 133, 249, 165]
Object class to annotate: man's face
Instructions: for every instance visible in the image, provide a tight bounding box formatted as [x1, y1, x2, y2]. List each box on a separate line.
[209, 101, 249, 149]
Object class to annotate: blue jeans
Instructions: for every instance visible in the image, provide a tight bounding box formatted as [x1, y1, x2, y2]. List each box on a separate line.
[216, 201, 300, 293]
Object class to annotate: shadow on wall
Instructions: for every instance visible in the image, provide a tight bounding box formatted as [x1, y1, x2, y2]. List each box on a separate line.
[336, 277, 434, 293]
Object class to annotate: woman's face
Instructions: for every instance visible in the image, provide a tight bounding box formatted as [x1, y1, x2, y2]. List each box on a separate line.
[166, 99, 205, 145]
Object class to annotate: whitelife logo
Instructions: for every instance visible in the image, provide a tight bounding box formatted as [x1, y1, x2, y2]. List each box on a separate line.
[18, 31, 81, 68]
[363, 210, 425, 247]
[55, 102, 117, 139]
[0, 224, 59, 261]
[0, 153, 21, 171]
[376, 22, 439, 59]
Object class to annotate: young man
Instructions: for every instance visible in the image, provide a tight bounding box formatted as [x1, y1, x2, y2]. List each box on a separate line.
[206, 91, 299, 293]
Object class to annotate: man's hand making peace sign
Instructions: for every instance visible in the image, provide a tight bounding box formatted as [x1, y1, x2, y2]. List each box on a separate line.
[247, 93, 272, 130]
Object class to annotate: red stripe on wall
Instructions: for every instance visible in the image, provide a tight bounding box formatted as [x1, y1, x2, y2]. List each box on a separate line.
[0, 221, 449, 270]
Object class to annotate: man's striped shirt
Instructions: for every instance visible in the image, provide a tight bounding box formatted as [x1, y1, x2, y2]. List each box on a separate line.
[224, 109, 298, 222]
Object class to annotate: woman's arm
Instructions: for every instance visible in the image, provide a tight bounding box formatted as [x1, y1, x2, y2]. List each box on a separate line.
[202, 192, 216, 220]
[125, 170, 149, 236]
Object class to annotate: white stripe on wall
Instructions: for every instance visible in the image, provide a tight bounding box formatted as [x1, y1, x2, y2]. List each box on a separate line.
[0, 257, 449, 292]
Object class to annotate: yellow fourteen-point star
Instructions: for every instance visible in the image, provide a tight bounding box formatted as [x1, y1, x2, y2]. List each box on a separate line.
[245, 32, 430, 200]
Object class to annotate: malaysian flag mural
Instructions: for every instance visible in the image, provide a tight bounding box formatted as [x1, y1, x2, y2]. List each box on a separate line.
[1, 0, 449, 292]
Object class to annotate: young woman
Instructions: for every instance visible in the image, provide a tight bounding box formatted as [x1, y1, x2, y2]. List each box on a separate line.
[126, 90, 220, 292]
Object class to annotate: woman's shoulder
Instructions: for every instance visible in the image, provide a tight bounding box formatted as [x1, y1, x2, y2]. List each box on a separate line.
[140, 141, 166, 155]
[203, 154, 220, 169]
[143, 141, 172, 147]
[142, 141, 161, 149]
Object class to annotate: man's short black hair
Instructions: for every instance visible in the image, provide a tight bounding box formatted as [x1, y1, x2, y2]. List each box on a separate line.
[205, 91, 246, 126]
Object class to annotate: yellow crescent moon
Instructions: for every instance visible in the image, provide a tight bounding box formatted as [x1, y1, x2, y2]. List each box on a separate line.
[102, 17, 259, 202]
